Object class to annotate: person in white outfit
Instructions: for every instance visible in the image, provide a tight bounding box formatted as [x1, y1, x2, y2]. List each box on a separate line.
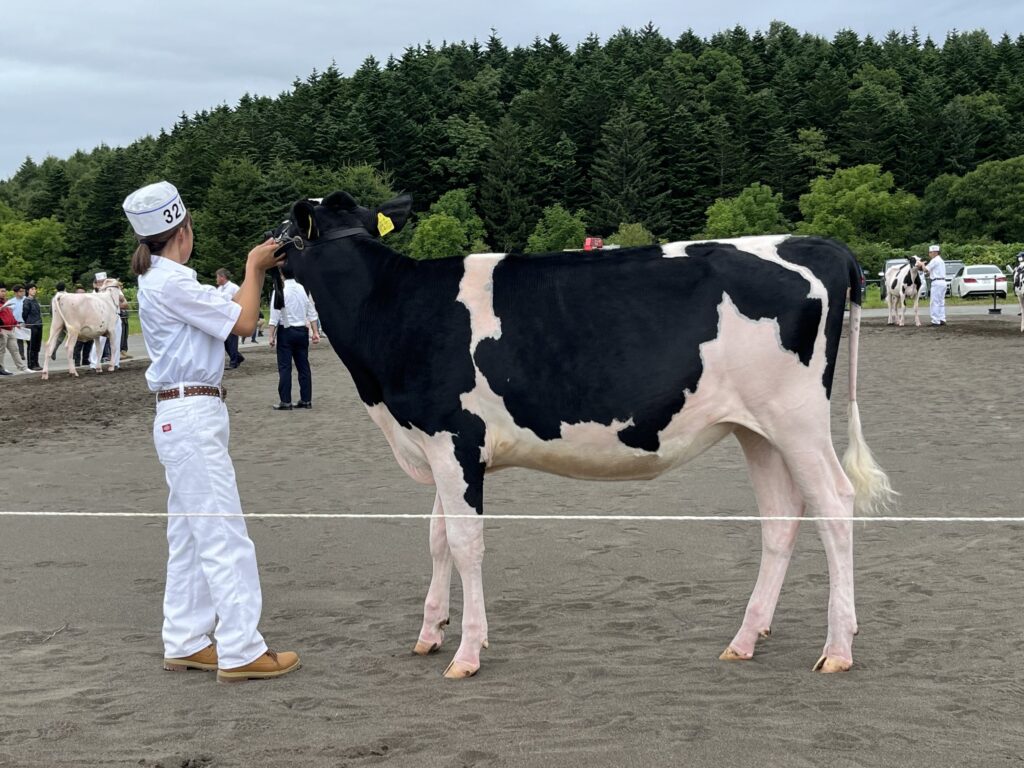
[924, 244, 947, 326]
[215, 268, 244, 368]
[125, 180, 300, 683]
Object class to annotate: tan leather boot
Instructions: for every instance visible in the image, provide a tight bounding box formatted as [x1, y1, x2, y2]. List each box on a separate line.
[217, 650, 301, 684]
[163, 644, 218, 672]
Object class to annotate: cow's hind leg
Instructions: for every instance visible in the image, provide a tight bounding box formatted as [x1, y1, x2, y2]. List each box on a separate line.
[413, 492, 453, 655]
[775, 425, 857, 673]
[720, 428, 804, 662]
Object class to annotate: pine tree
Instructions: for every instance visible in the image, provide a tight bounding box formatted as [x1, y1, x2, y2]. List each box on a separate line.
[479, 116, 538, 251]
[589, 105, 669, 235]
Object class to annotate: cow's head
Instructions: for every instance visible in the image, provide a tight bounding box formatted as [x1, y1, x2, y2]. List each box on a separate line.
[267, 191, 412, 307]
[96, 278, 126, 306]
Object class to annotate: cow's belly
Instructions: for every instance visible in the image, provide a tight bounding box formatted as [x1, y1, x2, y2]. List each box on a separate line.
[486, 420, 735, 480]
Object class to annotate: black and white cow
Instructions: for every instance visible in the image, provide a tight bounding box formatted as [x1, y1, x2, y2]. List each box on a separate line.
[884, 257, 926, 327]
[274, 192, 895, 677]
[1013, 253, 1024, 332]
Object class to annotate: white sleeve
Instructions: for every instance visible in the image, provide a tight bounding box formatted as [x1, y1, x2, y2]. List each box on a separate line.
[305, 294, 318, 323]
[269, 292, 281, 327]
[160, 275, 241, 341]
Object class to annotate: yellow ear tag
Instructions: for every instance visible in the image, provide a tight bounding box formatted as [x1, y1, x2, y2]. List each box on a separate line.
[377, 212, 395, 237]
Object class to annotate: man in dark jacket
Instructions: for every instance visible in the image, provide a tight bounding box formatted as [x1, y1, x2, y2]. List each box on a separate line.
[23, 284, 43, 371]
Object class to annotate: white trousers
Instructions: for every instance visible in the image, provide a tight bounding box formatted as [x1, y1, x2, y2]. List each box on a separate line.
[88, 321, 121, 369]
[930, 281, 946, 324]
[153, 395, 267, 668]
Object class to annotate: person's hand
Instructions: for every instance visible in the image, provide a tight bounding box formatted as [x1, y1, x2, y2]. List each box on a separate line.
[312, 332, 320, 344]
[269, 337, 276, 348]
[246, 239, 285, 273]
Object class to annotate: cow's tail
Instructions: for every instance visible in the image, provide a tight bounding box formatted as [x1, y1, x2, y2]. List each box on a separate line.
[842, 265, 897, 516]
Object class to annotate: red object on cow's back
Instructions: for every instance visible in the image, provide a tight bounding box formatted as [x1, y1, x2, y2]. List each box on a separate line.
[583, 237, 604, 251]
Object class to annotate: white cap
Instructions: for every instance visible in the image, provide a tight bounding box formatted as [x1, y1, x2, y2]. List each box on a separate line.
[122, 181, 188, 237]
[929, 244, 940, 252]
[95, 272, 107, 281]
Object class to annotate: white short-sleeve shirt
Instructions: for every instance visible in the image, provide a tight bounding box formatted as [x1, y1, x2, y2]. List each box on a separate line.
[137, 256, 242, 392]
[269, 278, 318, 328]
[217, 280, 240, 300]
[926, 255, 946, 281]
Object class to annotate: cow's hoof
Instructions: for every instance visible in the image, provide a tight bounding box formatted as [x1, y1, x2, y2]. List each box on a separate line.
[413, 639, 441, 656]
[758, 628, 772, 640]
[812, 655, 852, 673]
[719, 646, 752, 661]
[443, 659, 479, 679]
[41, 373, 49, 381]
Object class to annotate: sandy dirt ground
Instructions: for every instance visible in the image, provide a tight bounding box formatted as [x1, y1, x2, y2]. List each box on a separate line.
[1, 316, 1022, 768]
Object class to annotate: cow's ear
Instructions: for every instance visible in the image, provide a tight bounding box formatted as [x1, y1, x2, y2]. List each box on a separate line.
[322, 191, 358, 212]
[291, 200, 319, 240]
[371, 194, 413, 238]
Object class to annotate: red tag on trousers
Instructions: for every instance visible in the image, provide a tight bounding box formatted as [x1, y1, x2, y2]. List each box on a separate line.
[162, 424, 172, 432]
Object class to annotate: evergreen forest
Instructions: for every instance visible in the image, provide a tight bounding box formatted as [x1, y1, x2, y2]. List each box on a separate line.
[3, 21, 1024, 294]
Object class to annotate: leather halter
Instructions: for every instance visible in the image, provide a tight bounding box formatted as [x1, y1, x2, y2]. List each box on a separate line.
[272, 226, 368, 258]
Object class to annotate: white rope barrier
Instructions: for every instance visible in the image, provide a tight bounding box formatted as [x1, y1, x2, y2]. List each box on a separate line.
[1, 511, 1023, 523]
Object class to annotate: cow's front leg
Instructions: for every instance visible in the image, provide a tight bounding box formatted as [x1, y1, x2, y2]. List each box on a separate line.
[413, 492, 453, 655]
[721, 429, 803, 661]
[913, 296, 922, 327]
[425, 428, 487, 679]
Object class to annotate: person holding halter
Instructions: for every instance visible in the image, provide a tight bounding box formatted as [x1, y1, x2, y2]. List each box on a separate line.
[125, 181, 300, 683]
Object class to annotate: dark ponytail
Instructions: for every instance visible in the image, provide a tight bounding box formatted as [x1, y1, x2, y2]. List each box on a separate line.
[131, 212, 192, 276]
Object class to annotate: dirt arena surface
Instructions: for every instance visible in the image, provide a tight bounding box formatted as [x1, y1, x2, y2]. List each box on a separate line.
[1, 316, 1022, 767]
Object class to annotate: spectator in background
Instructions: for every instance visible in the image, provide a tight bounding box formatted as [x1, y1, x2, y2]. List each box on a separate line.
[242, 306, 265, 344]
[4, 284, 29, 361]
[0, 285, 26, 374]
[268, 262, 319, 410]
[215, 268, 244, 368]
[22, 284, 43, 371]
[119, 297, 131, 360]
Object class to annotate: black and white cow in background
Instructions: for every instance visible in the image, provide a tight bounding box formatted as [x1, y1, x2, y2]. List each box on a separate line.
[273, 192, 895, 678]
[1013, 253, 1024, 332]
[884, 256, 926, 327]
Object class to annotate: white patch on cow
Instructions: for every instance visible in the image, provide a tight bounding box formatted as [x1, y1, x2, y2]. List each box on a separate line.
[660, 294, 830, 443]
[457, 253, 505, 354]
[660, 235, 789, 260]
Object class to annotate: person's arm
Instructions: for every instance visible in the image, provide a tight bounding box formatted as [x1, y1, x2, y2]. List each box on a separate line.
[232, 240, 283, 336]
[267, 290, 280, 347]
[305, 295, 320, 344]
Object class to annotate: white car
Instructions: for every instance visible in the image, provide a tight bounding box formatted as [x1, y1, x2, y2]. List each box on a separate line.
[950, 264, 1008, 299]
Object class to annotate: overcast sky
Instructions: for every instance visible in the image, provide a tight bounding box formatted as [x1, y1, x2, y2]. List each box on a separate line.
[3, 0, 1023, 180]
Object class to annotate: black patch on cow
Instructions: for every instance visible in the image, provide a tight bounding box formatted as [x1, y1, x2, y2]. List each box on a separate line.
[473, 242, 829, 453]
[775, 237, 860, 398]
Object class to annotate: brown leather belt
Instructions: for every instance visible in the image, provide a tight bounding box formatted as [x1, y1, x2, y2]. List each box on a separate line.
[156, 385, 226, 402]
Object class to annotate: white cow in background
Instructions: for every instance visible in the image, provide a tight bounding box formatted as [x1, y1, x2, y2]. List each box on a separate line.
[41, 278, 126, 380]
[884, 257, 926, 327]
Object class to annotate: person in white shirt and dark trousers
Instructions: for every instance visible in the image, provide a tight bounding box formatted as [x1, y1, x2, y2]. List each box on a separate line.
[268, 263, 320, 410]
[125, 180, 300, 683]
[925, 244, 948, 326]
[215, 268, 244, 368]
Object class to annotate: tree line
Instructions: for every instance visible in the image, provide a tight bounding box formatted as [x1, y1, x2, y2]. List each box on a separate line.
[3, 21, 1024, 295]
